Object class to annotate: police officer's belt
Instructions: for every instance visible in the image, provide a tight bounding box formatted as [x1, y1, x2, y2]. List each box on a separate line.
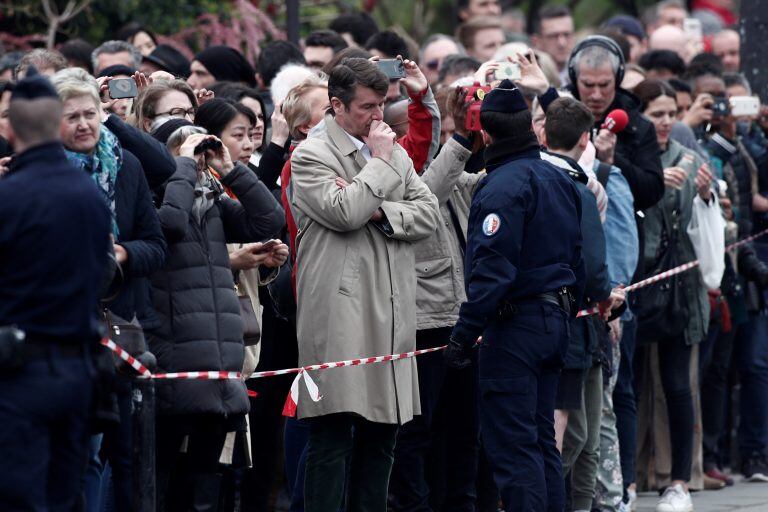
[498, 288, 572, 319]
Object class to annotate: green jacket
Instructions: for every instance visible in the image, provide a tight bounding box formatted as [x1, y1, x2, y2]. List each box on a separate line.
[642, 139, 710, 345]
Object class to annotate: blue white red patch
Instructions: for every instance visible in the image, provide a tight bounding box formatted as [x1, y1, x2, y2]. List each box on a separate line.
[482, 213, 501, 236]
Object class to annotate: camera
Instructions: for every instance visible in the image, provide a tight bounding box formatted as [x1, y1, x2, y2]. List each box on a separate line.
[710, 96, 730, 119]
[108, 78, 138, 100]
[194, 138, 223, 155]
[464, 83, 491, 132]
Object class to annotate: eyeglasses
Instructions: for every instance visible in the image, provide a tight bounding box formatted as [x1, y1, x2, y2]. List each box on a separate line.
[154, 107, 196, 118]
[426, 59, 440, 71]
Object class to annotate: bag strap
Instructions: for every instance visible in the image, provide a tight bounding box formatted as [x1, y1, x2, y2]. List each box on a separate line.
[596, 162, 611, 188]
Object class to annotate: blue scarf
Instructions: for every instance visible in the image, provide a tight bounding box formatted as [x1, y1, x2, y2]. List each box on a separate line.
[66, 127, 122, 238]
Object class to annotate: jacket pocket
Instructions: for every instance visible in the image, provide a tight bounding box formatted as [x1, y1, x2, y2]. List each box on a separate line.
[338, 243, 361, 296]
[415, 256, 456, 313]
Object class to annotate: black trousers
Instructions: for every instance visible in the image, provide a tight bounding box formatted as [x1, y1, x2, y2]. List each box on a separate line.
[700, 321, 735, 468]
[389, 327, 480, 512]
[304, 413, 398, 512]
[0, 351, 94, 511]
[156, 414, 228, 511]
[636, 337, 694, 482]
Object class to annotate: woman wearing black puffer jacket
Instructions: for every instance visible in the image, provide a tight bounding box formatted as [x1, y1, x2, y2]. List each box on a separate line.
[150, 130, 284, 511]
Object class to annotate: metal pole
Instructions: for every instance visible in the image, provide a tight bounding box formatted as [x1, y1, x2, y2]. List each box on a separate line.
[133, 352, 157, 512]
[740, 0, 768, 103]
[287, 0, 300, 45]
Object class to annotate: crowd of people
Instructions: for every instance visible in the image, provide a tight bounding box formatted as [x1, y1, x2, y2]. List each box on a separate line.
[1, 1, 767, 512]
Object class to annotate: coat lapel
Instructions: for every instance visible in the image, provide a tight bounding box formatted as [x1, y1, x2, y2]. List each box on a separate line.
[325, 114, 368, 173]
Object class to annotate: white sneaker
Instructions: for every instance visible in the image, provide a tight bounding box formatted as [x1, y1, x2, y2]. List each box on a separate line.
[627, 488, 638, 511]
[655, 484, 693, 512]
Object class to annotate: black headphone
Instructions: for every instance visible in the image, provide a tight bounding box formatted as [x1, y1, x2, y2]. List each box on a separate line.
[567, 35, 626, 87]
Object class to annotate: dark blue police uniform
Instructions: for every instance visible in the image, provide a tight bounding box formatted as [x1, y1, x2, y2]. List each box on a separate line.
[446, 83, 585, 512]
[0, 70, 111, 511]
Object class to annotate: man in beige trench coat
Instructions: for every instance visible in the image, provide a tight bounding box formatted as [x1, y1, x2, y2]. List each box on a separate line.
[289, 57, 440, 511]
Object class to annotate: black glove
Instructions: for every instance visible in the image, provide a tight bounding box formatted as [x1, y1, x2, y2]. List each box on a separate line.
[444, 333, 474, 370]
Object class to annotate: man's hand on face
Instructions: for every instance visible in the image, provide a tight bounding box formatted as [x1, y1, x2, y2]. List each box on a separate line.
[363, 120, 396, 162]
[594, 128, 617, 165]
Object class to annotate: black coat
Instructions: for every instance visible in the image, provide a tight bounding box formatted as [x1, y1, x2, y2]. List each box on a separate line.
[107, 149, 167, 328]
[105, 114, 176, 191]
[149, 157, 285, 416]
[604, 89, 665, 211]
[0, 143, 111, 340]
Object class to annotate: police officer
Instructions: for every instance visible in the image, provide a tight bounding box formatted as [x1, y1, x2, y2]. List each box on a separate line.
[0, 68, 111, 510]
[444, 80, 585, 512]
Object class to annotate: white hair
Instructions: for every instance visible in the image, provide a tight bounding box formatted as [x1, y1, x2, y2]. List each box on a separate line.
[270, 64, 317, 106]
[50, 67, 101, 108]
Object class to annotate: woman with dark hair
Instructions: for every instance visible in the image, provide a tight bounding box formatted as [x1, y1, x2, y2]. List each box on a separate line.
[197, 94, 289, 191]
[116, 22, 158, 57]
[633, 78, 714, 512]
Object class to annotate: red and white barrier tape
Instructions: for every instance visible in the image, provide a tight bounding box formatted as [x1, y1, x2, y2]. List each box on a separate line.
[101, 228, 768, 413]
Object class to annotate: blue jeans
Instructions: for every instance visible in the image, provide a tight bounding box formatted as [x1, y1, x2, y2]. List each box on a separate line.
[737, 312, 768, 457]
[613, 316, 637, 488]
[0, 350, 94, 511]
[479, 303, 569, 512]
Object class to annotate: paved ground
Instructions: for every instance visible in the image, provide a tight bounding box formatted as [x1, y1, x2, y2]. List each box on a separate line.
[635, 480, 768, 511]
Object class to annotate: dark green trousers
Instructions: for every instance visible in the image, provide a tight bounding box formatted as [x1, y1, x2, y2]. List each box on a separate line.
[304, 413, 399, 512]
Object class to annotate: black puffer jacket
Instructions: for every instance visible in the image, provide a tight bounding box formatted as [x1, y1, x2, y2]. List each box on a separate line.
[149, 157, 285, 416]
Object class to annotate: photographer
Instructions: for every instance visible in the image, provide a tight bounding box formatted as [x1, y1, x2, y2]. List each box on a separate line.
[150, 126, 284, 511]
[692, 69, 768, 484]
[50, 66, 168, 512]
[389, 85, 485, 512]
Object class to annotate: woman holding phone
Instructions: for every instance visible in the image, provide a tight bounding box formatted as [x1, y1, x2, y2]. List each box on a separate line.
[633, 78, 713, 512]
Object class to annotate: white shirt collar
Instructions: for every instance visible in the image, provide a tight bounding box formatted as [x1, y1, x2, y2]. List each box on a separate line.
[344, 131, 372, 162]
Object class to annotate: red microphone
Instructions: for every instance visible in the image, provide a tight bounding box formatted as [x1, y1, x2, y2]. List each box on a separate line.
[601, 109, 629, 134]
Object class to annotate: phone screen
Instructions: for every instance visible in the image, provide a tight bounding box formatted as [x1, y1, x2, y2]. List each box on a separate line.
[108, 78, 138, 99]
[377, 59, 405, 80]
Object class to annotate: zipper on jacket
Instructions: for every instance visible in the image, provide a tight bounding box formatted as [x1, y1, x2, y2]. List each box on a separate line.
[198, 213, 228, 416]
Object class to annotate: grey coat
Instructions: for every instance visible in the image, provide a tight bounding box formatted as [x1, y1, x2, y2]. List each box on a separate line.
[149, 157, 285, 416]
[414, 138, 484, 330]
[291, 115, 440, 424]
[642, 140, 710, 345]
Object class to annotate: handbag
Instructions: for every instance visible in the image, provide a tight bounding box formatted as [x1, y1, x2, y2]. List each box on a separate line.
[635, 193, 690, 342]
[235, 280, 261, 346]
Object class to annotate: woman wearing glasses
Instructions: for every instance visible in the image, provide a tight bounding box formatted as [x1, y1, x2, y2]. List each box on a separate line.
[132, 79, 198, 133]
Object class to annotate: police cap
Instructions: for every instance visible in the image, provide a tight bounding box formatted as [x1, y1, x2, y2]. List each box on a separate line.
[480, 79, 528, 115]
[9, 65, 60, 102]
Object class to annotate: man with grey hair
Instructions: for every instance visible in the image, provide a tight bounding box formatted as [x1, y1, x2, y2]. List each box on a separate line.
[560, 35, 664, 212]
[91, 40, 142, 74]
[15, 48, 67, 79]
[419, 34, 465, 85]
